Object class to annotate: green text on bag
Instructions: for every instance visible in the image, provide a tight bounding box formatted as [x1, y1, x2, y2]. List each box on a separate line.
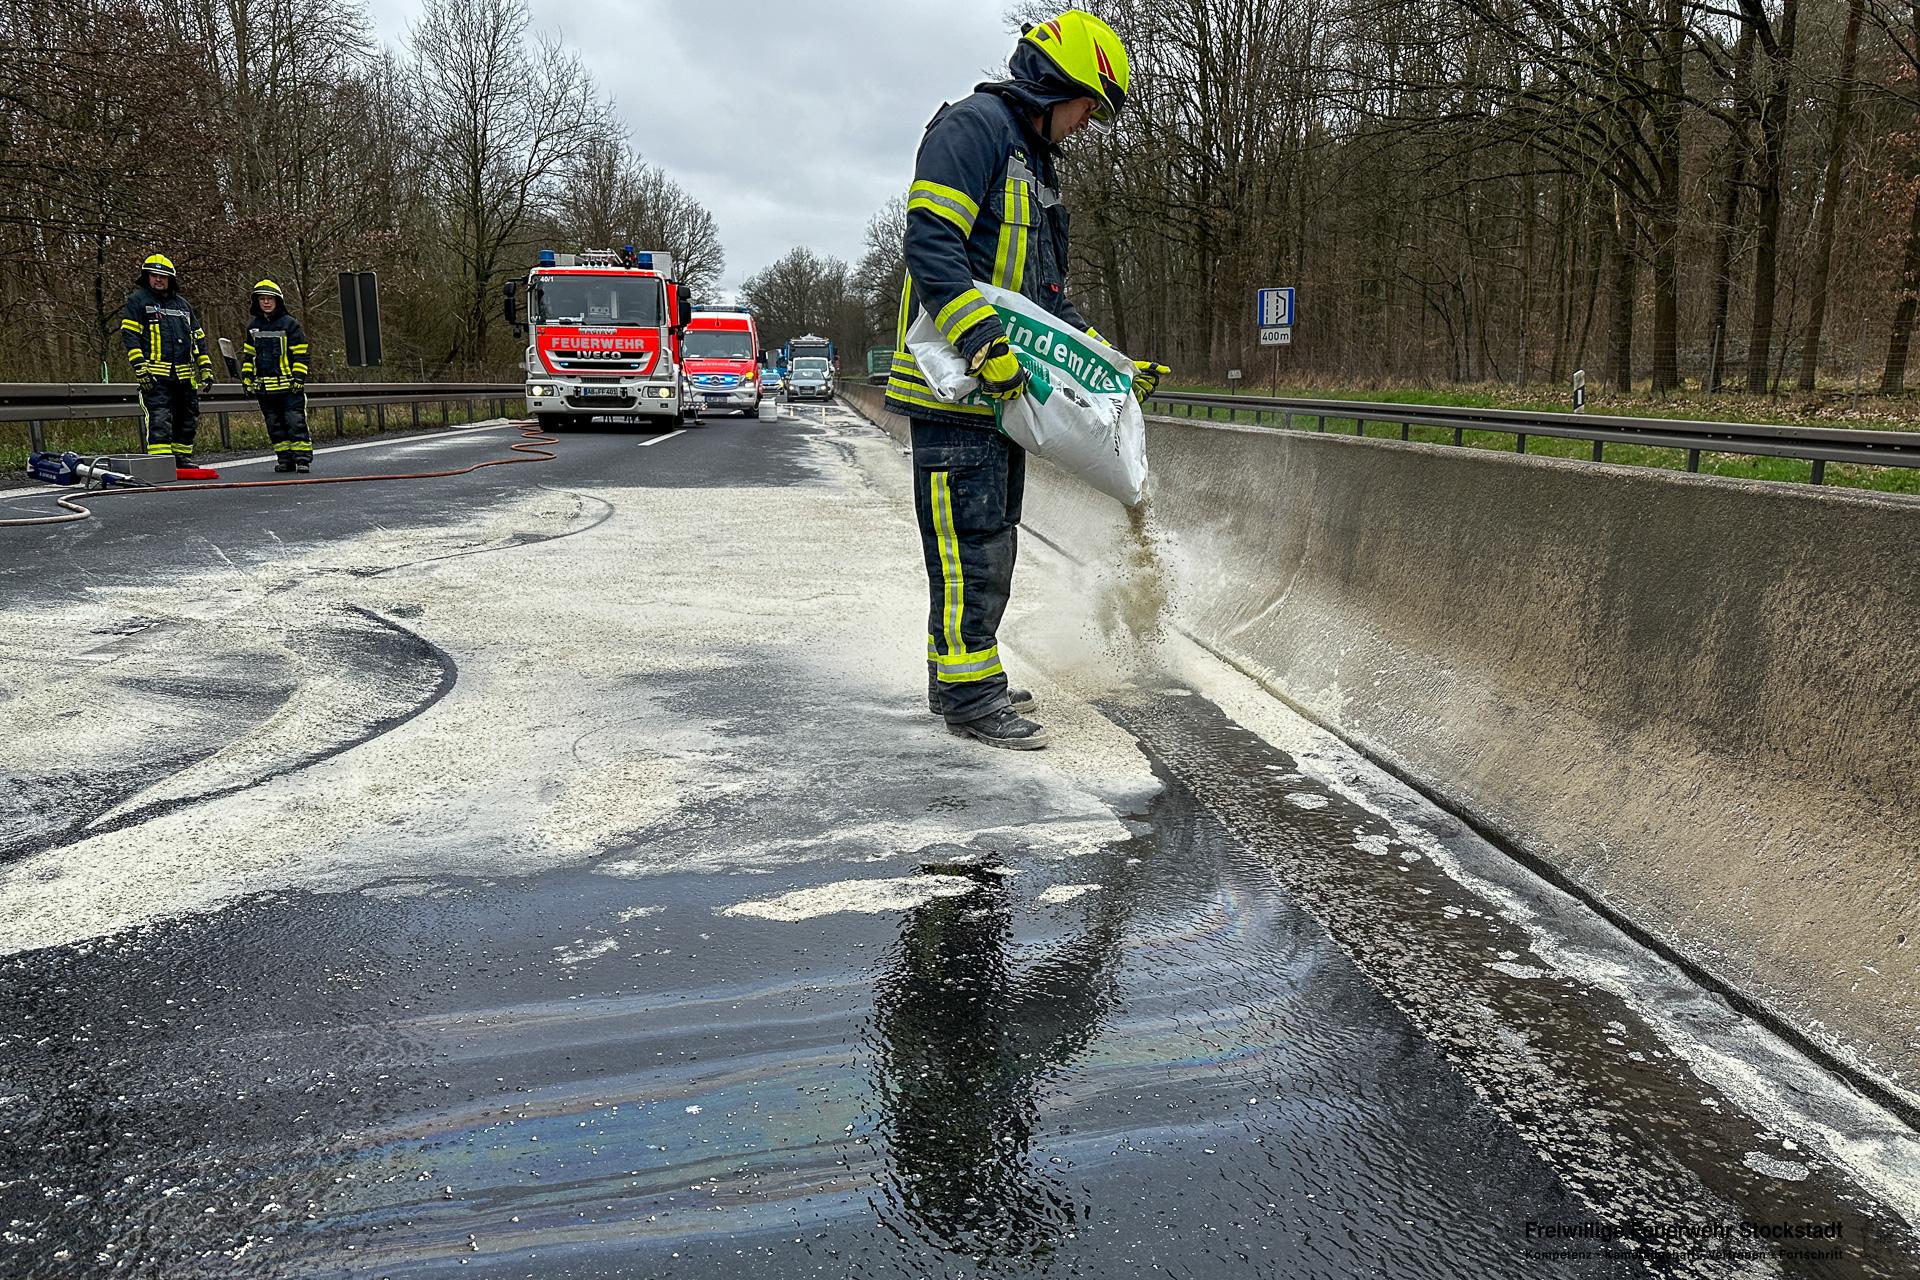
[996, 308, 1129, 397]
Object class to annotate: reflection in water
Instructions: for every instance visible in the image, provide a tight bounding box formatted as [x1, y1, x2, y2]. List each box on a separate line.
[868, 857, 1138, 1263]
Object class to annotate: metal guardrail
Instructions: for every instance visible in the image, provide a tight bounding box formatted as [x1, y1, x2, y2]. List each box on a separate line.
[0, 382, 522, 454]
[1147, 391, 1920, 484]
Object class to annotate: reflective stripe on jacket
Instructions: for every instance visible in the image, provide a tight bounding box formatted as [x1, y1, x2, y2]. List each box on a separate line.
[119, 285, 211, 382]
[243, 311, 310, 394]
[886, 91, 1085, 427]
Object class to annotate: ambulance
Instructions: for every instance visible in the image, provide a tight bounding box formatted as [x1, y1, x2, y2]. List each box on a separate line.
[683, 308, 762, 416]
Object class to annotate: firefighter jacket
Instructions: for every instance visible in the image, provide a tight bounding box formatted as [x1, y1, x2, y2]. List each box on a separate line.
[886, 73, 1086, 428]
[243, 307, 310, 394]
[119, 282, 212, 383]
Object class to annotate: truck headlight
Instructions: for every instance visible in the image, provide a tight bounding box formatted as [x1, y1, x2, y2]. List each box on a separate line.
[529, 384, 551, 397]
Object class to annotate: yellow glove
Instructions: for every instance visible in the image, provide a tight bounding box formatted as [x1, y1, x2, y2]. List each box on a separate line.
[1131, 359, 1169, 404]
[967, 336, 1029, 401]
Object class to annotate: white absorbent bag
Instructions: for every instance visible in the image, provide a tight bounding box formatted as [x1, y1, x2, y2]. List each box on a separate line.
[906, 281, 1149, 508]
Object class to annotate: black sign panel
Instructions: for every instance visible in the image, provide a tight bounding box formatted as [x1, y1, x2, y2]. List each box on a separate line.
[338, 270, 383, 368]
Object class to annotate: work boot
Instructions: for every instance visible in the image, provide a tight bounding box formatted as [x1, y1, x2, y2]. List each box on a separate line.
[273, 458, 296, 473]
[928, 687, 1034, 715]
[948, 706, 1051, 750]
[294, 458, 310, 473]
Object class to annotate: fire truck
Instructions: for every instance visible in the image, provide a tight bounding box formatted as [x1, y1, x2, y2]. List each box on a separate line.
[504, 248, 696, 428]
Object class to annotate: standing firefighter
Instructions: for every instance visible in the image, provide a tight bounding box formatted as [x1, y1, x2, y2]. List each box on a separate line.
[886, 11, 1166, 750]
[119, 253, 214, 469]
[242, 280, 313, 472]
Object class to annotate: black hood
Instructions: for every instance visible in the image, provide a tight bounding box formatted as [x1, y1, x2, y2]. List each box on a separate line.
[976, 43, 1090, 143]
[249, 296, 292, 324]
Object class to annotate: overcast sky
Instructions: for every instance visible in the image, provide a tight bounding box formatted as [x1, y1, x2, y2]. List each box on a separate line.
[365, 0, 1023, 293]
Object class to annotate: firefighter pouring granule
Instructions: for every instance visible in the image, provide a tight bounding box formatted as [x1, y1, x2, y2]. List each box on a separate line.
[241, 280, 313, 473]
[886, 11, 1169, 751]
[118, 252, 214, 470]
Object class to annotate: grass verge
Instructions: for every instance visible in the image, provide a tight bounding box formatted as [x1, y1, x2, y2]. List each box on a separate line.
[1161, 382, 1920, 496]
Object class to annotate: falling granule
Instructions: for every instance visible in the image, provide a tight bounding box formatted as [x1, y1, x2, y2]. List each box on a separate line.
[1100, 498, 1170, 651]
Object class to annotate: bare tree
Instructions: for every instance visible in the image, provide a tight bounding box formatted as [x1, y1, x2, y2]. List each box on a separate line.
[409, 0, 603, 371]
[550, 136, 725, 300]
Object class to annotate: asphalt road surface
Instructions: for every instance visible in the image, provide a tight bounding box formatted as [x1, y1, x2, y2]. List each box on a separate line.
[1, 403, 1915, 1280]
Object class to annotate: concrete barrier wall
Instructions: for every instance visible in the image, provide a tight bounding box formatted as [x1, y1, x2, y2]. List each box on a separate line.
[839, 384, 1920, 1098]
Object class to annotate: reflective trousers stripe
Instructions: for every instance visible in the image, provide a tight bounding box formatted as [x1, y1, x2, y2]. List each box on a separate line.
[926, 639, 1003, 682]
[929, 470, 963, 657]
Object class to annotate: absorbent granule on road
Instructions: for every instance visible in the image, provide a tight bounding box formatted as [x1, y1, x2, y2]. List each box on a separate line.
[720, 875, 981, 922]
[0, 425, 1161, 957]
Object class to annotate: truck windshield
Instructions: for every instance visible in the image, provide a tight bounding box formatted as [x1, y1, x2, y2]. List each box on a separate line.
[685, 330, 754, 359]
[532, 276, 662, 326]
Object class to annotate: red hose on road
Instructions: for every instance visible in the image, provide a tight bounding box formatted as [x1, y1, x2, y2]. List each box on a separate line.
[0, 421, 558, 529]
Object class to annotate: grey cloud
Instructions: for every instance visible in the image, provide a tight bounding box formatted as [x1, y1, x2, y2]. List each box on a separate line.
[369, 0, 1020, 290]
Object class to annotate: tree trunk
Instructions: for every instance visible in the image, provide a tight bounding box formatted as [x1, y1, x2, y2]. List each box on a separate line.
[1607, 205, 1636, 393]
[1879, 182, 1920, 392]
[1743, 0, 1800, 394]
[1649, 0, 1685, 392]
[1795, 0, 1865, 391]
[1706, 21, 1758, 393]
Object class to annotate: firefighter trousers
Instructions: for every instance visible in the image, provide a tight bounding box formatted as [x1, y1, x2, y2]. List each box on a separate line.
[912, 417, 1025, 723]
[140, 380, 201, 461]
[259, 391, 311, 461]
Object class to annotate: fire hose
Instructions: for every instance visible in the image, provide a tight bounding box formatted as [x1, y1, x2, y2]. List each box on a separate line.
[0, 421, 559, 529]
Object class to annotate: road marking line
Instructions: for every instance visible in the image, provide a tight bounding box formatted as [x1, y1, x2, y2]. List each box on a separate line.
[221, 419, 518, 469]
[637, 429, 688, 448]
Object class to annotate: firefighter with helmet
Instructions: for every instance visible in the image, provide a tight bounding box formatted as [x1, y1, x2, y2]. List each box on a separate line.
[242, 280, 313, 472]
[118, 252, 215, 470]
[885, 11, 1169, 750]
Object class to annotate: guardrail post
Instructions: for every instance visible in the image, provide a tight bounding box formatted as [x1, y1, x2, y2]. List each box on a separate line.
[1811, 459, 1827, 484]
[1453, 426, 1463, 446]
[1686, 449, 1700, 472]
[411, 402, 421, 430]
[1317, 415, 1326, 432]
[218, 412, 231, 449]
[1354, 418, 1365, 437]
[1592, 441, 1604, 463]
[29, 419, 45, 454]
[1516, 433, 1528, 454]
[376, 404, 386, 433]
[333, 405, 345, 439]
[1400, 423, 1410, 441]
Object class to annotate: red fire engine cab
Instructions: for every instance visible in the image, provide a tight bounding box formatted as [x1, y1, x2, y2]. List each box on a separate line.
[505, 248, 696, 428]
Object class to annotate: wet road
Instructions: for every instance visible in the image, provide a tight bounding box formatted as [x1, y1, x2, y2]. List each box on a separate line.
[1, 405, 1915, 1279]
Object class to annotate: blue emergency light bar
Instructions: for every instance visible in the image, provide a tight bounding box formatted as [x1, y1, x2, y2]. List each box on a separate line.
[538, 250, 556, 266]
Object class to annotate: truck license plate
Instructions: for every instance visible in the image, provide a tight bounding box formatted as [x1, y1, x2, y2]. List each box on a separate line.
[577, 386, 622, 398]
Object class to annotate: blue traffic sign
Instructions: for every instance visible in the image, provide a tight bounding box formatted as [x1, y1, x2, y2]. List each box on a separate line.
[1255, 287, 1295, 328]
